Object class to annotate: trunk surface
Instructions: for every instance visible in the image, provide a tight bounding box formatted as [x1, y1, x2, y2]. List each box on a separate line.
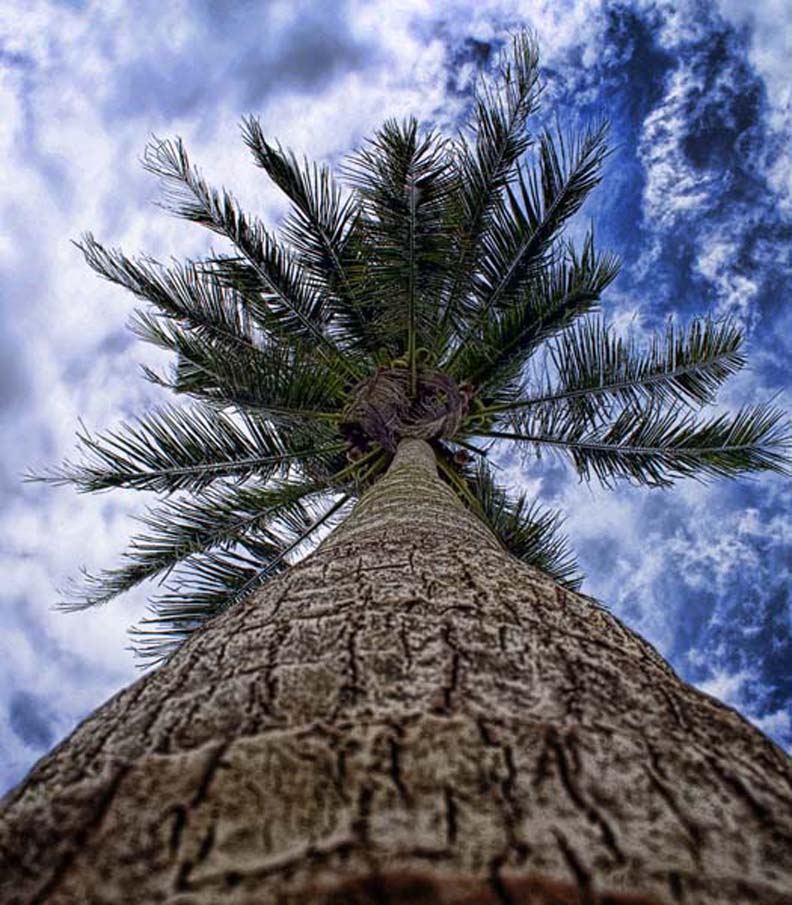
[2, 439, 791, 904]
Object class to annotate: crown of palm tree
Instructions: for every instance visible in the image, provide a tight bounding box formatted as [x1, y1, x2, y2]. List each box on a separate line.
[36, 34, 790, 664]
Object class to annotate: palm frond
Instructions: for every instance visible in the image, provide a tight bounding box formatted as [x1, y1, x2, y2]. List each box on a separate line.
[59, 477, 328, 611]
[444, 120, 610, 371]
[343, 118, 457, 363]
[129, 494, 354, 664]
[31, 403, 344, 494]
[131, 311, 345, 422]
[142, 137, 363, 379]
[241, 119, 360, 304]
[452, 231, 619, 394]
[77, 236, 265, 359]
[128, 539, 284, 665]
[490, 317, 745, 422]
[478, 401, 791, 487]
[441, 32, 541, 326]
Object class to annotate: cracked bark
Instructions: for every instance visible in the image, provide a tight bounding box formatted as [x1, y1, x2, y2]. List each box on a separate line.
[1, 439, 791, 904]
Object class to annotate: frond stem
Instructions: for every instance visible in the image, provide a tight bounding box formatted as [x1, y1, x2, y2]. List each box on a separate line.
[407, 174, 418, 397]
[473, 429, 783, 458]
[449, 437, 489, 457]
[480, 347, 743, 415]
[77, 444, 348, 490]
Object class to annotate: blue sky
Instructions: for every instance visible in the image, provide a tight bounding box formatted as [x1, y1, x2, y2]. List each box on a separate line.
[0, 0, 790, 792]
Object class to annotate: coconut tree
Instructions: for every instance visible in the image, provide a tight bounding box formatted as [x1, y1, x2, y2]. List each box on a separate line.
[2, 33, 791, 905]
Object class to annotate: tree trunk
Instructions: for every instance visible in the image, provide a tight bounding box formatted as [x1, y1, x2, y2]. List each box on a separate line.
[2, 439, 791, 904]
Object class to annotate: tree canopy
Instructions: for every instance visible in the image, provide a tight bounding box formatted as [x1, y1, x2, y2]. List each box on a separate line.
[36, 33, 790, 664]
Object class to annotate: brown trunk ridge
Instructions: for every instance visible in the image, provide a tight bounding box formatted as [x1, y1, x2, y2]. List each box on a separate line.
[1, 439, 791, 904]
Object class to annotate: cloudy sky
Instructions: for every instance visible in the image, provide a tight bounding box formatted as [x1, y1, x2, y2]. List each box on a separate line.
[1, 0, 790, 792]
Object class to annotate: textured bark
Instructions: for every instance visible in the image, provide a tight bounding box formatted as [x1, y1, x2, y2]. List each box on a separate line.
[2, 439, 791, 904]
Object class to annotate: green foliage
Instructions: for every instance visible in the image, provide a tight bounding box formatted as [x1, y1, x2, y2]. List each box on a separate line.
[37, 404, 344, 493]
[441, 32, 541, 328]
[482, 403, 788, 488]
[41, 32, 790, 663]
[60, 478, 325, 609]
[451, 230, 620, 396]
[343, 117, 459, 382]
[541, 316, 746, 411]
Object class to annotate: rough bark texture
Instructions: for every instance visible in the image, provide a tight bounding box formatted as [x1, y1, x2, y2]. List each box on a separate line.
[2, 439, 791, 904]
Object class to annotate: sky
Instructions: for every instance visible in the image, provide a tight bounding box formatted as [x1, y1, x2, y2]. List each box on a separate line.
[0, 0, 790, 792]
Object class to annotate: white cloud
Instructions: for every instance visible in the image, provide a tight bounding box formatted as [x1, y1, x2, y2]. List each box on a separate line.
[638, 65, 718, 232]
[753, 705, 791, 741]
[695, 666, 790, 752]
[693, 234, 760, 321]
[716, 0, 792, 116]
[697, 666, 754, 704]
[716, 0, 792, 209]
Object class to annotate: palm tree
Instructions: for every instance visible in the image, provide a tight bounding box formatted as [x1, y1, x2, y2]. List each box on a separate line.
[2, 34, 791, 904]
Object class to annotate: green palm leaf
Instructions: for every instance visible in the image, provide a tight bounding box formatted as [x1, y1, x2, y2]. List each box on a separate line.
[77, 237, 266, 360]
[129, 494, 353, 664]
[451, 231, 619, 393]
[59, 477, 326, 611]
[30, 403, 344, 493]
[481, 401, 790, 487]
[444, 120, 610, 371]
[242, 120, 359, 303]
[489, 316, 746, 423]
[131, 312, 345, 422]
[343, 118, 457, 366]
[440, 32, 541, 327]
[142, 138, 362, 380]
